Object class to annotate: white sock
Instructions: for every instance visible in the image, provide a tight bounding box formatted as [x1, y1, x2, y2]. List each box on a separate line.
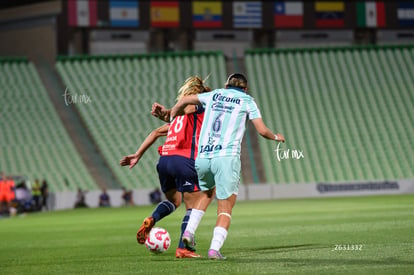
[185, 209, 205, 234]
[210, 226, 228, 251]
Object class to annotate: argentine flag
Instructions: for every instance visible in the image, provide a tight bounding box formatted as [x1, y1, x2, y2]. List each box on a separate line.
[110, 0, 139, 27]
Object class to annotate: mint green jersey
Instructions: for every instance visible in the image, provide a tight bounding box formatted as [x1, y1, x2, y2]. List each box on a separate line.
[197, 87, 261, 158]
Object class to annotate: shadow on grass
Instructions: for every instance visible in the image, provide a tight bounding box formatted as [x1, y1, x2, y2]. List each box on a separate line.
[226, 244, 414, 266]
[146, 244, 414, 267]
[230, 257, 414, 267]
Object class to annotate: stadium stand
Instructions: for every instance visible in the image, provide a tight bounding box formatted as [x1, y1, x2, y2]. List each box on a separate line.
[0, 58, 96, 192]
[56, 52, 227, 190]
[245, 45, 414, 184]
[5, 45, 411, 195]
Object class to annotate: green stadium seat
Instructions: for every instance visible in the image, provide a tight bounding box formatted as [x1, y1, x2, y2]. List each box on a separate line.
[0, 60, 96, 192]
[246, 45, 414, 184]
[56, 52, 227, 189]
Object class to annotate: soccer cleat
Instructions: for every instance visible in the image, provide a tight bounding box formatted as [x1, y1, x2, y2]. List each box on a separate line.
[175, 248, 201, 258]
[182, 230, 196, 251]
[208, 249, 226, 260]
[136, 216, 155, 244]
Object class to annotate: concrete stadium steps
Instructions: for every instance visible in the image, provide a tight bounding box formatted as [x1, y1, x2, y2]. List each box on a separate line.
[56, 52, 227, 190]
[0, 60, 96, 192]
[246, 45, 414, 184]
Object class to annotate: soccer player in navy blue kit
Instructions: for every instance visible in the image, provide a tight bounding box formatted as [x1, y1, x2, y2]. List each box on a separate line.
[120, 76, 214, 258]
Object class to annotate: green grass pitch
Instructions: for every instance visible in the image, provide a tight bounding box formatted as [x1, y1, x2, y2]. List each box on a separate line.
[1, 194, 413, 274]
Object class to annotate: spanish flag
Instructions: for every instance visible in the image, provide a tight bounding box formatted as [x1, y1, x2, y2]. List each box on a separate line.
[193, 1, 222, 28]
[151, 1, 179, 28]
[315, 1, 345, 28]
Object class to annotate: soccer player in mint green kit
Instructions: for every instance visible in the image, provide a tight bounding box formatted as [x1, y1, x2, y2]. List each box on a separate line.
[170, 73, 285, 259]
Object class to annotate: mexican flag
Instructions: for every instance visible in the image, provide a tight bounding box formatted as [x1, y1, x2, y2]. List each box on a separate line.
[357, 2, 385, 27]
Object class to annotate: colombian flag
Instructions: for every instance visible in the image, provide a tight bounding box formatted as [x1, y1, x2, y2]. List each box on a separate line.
[193, 1, 222, 28]
[315, 1, 345, 28]
[151, 1, 179, 28]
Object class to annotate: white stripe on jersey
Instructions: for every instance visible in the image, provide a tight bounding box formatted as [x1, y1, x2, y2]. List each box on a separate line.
[233, 112, 248, 155]
[221, 103, 243, 157]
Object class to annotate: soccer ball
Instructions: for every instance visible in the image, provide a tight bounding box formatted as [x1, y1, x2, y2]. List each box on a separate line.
[144, 227, 171, 254]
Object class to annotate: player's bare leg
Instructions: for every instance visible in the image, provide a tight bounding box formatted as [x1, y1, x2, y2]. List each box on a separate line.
[215, 194, 237, 230]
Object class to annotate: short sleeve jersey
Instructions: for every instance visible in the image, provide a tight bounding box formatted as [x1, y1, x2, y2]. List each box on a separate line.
[197, 87, 261, 158]
[160, 109, 204, 160]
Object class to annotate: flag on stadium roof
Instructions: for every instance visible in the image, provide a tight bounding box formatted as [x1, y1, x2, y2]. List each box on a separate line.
[193, 1, 222, 28]
[110, 0, 139, 27]
[151, 1, 179, 28]
[233, 1, 262, 28]
[274, 1, 303, 28]
[356, 2, 385, 28]
[397, 2, 414, 27]
[68, 0, 97, 27]
[315, 1, 345, 28]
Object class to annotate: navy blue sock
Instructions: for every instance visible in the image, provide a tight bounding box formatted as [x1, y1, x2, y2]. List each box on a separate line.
[151, 200, 176, 223]
[178, 209, 192, 249]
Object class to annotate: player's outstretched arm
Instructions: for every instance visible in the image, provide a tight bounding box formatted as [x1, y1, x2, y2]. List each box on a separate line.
[120, 124, 169, 169]
[251, 118, 285, 142]
[170, 95, 200, 119]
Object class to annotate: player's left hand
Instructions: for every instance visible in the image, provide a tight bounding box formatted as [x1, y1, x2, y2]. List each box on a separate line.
[119, 155, 139, 169]
[152, 102, 167, 118]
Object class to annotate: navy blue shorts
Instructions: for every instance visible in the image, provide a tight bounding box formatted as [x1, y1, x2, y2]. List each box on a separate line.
[156, 155, 200, 193]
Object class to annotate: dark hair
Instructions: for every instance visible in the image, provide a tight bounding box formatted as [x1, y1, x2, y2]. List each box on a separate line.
[225, 73, 248, 89]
